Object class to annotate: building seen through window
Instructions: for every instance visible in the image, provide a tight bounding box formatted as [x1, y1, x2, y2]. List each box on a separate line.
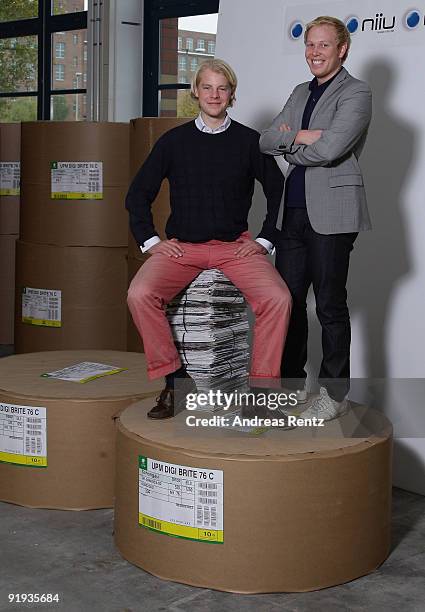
[159, 13, 218, 118]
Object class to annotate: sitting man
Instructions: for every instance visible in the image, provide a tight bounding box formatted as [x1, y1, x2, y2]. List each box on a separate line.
[126, 59, 291, 419]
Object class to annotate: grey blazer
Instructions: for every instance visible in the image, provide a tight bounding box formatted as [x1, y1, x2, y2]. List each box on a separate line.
[259, 67, 372, 234]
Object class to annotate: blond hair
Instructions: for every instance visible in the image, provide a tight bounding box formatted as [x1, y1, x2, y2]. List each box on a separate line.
[304, 16, 351, 63]
[190, 58, 237, 106]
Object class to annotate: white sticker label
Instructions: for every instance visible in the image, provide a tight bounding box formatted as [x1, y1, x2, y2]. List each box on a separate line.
[139, 456, 224, 543]
[0, 403, 47, 467]
[51, 161, 103, 199]
[0, 162, 20, 195]
[22, 287, 62, 327]
[41, 362, 126, 383]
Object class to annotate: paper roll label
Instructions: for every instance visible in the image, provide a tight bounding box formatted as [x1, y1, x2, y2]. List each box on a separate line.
[51, 161, 103, 199]
[138, 456, 224, 543]
[0, 403, 47, 467]
[22, 287, 62, 327]
[0, 162, 20, 195]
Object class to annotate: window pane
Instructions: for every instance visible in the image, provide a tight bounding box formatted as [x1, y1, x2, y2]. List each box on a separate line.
[159, 14, 217, 87]
[50, 93, 87, 121]
[0, 0, 38, 22]
[159, 89, 199, 119]
[51, 30, 87, 90]
[51, 0, 88, 15]
[0, 36, 38, 94]
[0, 97, 37, 122]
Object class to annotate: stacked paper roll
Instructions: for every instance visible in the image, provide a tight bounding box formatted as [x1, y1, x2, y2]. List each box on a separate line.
[0, 123, 20, 344]
[167, 269, 249, 397]
[15, 122, 130, 353]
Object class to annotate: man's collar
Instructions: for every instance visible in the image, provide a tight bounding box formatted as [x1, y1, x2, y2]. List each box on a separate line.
[309, 66, 343, 91]
[195, 113, 232, 134]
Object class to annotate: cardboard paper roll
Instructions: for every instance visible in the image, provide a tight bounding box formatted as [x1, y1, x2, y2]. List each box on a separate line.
[0, 235, 17, 344]
[14, 240, 128, 353]
[114, 399, 392, 593]
[0, 123, 20, 235]
[128, 118, 191, 258]
[0, 350, 162, 510]
[20, 122, 129, 247]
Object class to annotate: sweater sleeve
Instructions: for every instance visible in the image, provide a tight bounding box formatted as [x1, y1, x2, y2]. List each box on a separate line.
[250, 133, 285, 245]
[125, 135, 169, 246]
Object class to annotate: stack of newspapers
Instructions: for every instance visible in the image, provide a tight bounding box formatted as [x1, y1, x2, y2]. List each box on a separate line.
[167, 269, 249, 405]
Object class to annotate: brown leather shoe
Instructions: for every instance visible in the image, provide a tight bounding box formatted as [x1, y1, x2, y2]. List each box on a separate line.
[147, 387, 175, 419]
[147, 377, 197, 419]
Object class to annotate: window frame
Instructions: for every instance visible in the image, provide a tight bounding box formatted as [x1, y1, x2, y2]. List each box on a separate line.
[143, 0, 219, 117]
[0, 0, 87, 120]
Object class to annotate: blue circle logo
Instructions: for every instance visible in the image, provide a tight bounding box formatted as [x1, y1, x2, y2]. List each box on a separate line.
[345, 16, 359, 34]
[404, 9, 421, 29]
[289, 21, 304, 40]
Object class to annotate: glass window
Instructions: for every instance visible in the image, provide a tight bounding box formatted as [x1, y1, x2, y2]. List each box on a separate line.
[52, 0, 87, 16]
[178, 56, 187, 71]
[186, 38, 193, 51]
[52, 29, 87, 91]
[197, 39, 205, 51]
[55, 64, 65, 81]
[178, 75, 188, 84]
[83, 72, 87, 83]
[190, 58, 198, 72]
[208, 40, 215, 54]
[55, 42, 65, 59]
[0, 96, 37, 122]
[0, 2, 38, 22]
[0, 36, 38, 94]
[51, 92, 87, 120]
[73, 34, 79, 44]
[178, 37, 182, 50]
[83, 48, 87, 62]
[159, 89, 199, 118]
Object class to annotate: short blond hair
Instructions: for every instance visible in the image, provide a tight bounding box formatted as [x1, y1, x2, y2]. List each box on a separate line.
[190, 58, 237, 106]
[304, 16, 351, 63]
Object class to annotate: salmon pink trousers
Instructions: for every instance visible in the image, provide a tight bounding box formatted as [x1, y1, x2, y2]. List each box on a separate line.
[127, 238, 292, 384]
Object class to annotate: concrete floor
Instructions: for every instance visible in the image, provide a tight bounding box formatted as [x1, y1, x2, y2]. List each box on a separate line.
[1, 346, 425, 611]
[0, 489, 424, 612]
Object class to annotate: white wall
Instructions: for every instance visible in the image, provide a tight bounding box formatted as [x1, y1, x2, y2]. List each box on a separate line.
[217, 0, 425, 494]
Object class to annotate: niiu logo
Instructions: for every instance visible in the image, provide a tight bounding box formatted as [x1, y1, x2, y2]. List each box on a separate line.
[361, 12, 396, 31]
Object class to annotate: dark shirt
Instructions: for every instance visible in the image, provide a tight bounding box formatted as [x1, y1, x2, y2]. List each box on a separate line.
[126, 120, 284, 246]
[285, 69, 341, 208]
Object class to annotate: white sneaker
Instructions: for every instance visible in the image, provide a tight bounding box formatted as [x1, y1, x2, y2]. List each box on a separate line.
[294, 388, 308, 404]
[299, 387, 349, 422]
[281, 386, 308, 404]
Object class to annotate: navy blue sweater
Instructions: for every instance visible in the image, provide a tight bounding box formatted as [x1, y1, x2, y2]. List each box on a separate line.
[126, 120, 284, 246]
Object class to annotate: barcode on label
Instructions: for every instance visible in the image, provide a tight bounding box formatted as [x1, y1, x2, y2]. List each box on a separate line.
[48, 310, 59, 320]
[197, 507, 203, 524]
[27, 418, 42, 423]
[25, 437, 42, 454]
[198, 483, 218, 489]
[142, 517, 162, 530]
[198, 497, 217, 505]
[211, 506, 217, 527]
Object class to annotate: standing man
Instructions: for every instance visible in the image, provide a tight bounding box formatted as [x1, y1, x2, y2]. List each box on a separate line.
[260, 16, 372, 421]
[127, 59, 291, 419]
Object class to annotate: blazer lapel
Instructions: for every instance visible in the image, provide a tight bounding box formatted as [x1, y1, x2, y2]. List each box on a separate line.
[294, 84, 311, 128]
[309, 67, 349, 124]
